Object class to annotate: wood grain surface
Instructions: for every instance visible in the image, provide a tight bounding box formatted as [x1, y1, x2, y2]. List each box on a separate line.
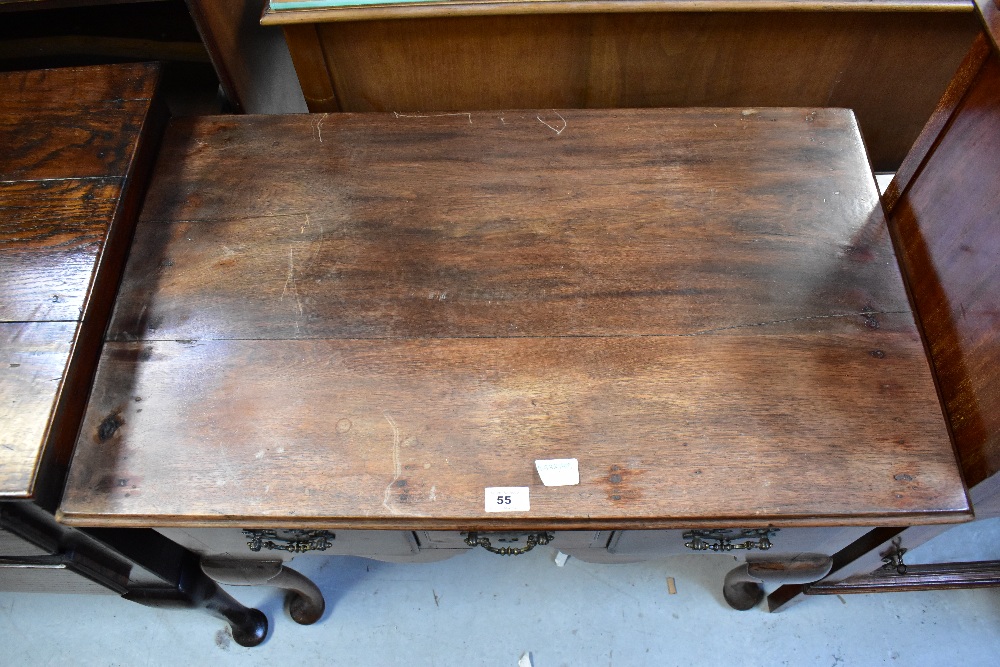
[0, 179, 120, 322]
[0, 63, 162, 499]
[0, 63, 158, 111]
[279, 10, 978, 171]
[59, 108, 968, 529]
[0, 323, 76, 497]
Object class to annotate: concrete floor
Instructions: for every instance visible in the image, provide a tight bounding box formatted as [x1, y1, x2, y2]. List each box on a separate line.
[1, 519, 999, 667]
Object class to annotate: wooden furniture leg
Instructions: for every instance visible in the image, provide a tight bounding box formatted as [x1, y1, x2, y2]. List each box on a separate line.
[126, 572, 269, 647]
[201, 558, 326, 625]
[724, 555, 833, 611]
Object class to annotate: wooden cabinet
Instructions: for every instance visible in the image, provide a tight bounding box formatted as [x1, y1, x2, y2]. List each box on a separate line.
[262, 0, 980, 171]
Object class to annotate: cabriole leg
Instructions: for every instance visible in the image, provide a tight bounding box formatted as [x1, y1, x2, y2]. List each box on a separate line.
[724, 554, 833, 611]
[201, 558, 326, 625]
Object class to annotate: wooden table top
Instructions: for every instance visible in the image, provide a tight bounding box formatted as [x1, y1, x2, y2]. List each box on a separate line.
[58, 108, 970, 530]
[0, 63, 161, 501]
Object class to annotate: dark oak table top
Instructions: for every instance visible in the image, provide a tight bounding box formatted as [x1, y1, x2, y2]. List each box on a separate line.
[59, 108, 970, 530]
[0, 63, 161, 501]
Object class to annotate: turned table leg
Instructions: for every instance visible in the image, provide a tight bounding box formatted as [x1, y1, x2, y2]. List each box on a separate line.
[723, 554, 833, 611]
[200, 558, 326, 625]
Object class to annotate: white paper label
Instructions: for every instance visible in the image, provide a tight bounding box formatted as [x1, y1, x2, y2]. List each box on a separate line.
[535, 458, 580, 486]
[484, 486, 530, 512]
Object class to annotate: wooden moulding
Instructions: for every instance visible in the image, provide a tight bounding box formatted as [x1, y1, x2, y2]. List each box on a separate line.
[261, 0, 974, 26]
[58, 108, 970, 531]
[804, 560, 1000, 594]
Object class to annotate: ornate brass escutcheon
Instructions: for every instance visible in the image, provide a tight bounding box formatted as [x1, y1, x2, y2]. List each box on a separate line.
[463, 531, 554, 556]
[243, 529, 336, 553]
[683, 528, 778, 552]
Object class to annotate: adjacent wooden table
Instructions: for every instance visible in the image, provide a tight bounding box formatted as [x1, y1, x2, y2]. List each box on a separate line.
[0, 63, 268, 646]
[58, 106, 970, 610]
[1, 62, 162, 506]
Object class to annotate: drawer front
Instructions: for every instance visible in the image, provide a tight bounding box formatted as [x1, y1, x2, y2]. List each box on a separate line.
[155, 526, 871, 564]
[608, 527, 873, 559]
[156, 528, 419, 561]
[417, 530, 610, 552]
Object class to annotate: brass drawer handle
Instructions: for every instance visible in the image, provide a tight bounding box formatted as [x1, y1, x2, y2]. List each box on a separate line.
[464, 531, 553, 556]
[243, 529, 336, 553]
[683, 529, 777, 552]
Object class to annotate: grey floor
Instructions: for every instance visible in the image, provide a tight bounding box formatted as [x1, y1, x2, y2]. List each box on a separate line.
[2, 518, 999, 667]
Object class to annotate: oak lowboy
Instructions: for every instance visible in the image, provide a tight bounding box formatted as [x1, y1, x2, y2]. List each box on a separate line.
[57, 105, 971, 616]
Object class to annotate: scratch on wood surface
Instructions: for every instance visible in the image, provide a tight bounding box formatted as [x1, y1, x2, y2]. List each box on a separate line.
[429, 485, 437, 501]
[280, 246, 304, 332]
[680, 310, 907, 337]
[382, 412, 402, 515]
[393, 111, 473, 124]
[537, 111, 567, 135]
[313, 113, 328, 143]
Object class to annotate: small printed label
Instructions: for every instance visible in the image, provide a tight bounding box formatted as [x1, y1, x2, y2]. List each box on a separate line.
[535, 458, 580, 487]
[485, 487, 530, 512]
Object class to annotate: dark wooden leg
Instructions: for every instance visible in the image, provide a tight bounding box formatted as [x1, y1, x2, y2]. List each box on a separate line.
[201, 558, 326, 625]
[0, 511, 268, 647]
[723, 554, 833, 611]
[125, 568, 268, 647]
